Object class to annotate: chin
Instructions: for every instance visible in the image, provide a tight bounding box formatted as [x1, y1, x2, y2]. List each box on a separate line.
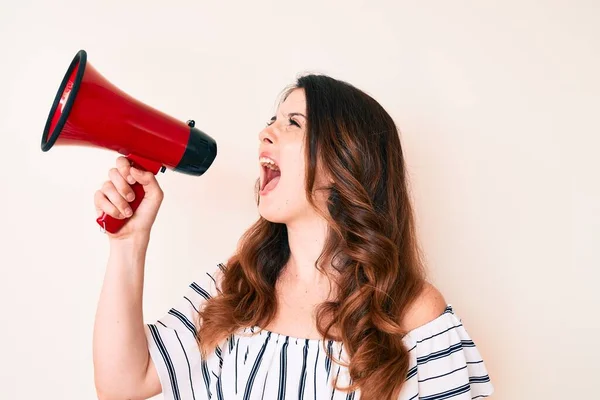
[257, 202, 291, 224]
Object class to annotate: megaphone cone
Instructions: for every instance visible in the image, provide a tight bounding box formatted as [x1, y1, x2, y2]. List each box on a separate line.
[42, 50, 217, 234]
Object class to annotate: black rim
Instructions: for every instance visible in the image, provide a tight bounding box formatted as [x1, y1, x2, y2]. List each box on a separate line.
[41, 49, 87, 152]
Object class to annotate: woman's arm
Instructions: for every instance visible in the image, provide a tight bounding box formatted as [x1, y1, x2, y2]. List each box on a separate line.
[93, 236, 161, 400]
[91, 157, 165, 399]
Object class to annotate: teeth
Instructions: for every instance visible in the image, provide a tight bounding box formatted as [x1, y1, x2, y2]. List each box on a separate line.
[259, 156, 279, 170]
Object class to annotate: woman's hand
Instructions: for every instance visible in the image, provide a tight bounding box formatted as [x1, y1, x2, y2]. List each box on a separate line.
[94, 156, 164, 240]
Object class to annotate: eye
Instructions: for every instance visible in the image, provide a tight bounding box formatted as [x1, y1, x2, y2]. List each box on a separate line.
[266, 116, 301, 128]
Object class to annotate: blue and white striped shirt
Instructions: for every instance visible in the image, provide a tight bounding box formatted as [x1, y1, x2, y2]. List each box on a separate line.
[145, 265, 494, 399]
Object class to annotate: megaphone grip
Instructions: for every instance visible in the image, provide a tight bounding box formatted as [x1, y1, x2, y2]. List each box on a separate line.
[96, 182, 146, 234]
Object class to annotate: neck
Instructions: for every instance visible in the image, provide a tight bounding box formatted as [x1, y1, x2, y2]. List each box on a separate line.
[284, 213, 330, 285]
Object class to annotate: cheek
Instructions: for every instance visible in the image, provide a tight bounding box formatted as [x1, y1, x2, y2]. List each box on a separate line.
[280, 145, 306, 188]
[287, 159, 307, 192]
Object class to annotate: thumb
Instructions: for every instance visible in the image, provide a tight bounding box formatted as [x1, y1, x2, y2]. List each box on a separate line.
[130, 167, 160, 193]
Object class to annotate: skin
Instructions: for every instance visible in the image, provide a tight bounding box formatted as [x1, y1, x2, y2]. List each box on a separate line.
[91, 88, 446, 400]
[257, 88, 338, 339]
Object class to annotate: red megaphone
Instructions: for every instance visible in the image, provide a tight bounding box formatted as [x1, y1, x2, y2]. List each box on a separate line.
[41, 49, 217, 234]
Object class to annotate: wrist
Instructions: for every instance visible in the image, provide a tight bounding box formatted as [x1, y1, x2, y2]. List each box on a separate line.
[108, 232, 151, 252]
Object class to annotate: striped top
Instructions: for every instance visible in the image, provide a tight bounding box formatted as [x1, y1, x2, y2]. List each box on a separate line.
[145, 265, 494, 400]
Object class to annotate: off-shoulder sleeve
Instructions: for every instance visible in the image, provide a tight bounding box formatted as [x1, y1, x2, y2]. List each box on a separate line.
[400, 305, 495, 400]
[144, 263, 225, 400]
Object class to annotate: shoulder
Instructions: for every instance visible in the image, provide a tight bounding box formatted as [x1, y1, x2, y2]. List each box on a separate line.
[398, 283, 496, 398]
[400, 281, 448, 333]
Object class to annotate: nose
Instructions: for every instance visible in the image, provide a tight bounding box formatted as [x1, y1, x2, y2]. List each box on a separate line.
[259, 125, 275, 144]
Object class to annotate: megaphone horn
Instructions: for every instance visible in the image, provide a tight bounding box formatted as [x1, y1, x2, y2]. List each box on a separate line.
[41, 50, 217, 234]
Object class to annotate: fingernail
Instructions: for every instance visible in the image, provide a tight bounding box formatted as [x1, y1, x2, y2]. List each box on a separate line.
[124, 208, 133, 217]
[127, 175, 135, 184]
[127, 193, 135, 201]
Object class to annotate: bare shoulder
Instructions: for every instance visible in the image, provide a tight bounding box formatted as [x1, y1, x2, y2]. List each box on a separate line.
[400, 281, 448, 333]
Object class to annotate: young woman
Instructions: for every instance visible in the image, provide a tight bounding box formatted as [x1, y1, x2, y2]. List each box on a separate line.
[92, 75, 494, 400]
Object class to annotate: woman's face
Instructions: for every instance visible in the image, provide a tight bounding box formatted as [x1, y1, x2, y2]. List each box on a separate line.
[257, 88, 319, 224]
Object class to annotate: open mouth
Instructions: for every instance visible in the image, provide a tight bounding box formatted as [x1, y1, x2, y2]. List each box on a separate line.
[260, 156, 281, 193]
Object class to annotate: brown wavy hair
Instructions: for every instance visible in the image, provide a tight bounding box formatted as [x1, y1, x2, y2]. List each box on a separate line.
[197, 74, 427, 399]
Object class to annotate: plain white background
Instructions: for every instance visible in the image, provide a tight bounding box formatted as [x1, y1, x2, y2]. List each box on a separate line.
[0, 1, 597, 399]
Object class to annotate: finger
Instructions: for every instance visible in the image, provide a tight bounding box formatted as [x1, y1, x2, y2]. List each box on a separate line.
[116, 157, 135, 185]
[101, 181, 132, 218]
[108, 168, 135, 202]
[94, 189, 124, 219]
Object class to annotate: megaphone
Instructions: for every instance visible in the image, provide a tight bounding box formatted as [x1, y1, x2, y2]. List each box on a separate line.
[41, 49, 217, 234]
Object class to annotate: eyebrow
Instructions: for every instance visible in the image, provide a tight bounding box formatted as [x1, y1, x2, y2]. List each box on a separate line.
[270, 112, 306, 120]
[287, 112, 307, 119]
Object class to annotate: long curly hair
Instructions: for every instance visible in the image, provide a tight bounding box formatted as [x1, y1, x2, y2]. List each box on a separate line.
[197, 74, 427, 399]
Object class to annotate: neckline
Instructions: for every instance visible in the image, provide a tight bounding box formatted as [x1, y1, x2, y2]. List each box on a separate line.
[235, 304, 455, 344]
[238, 326, 340, 344]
